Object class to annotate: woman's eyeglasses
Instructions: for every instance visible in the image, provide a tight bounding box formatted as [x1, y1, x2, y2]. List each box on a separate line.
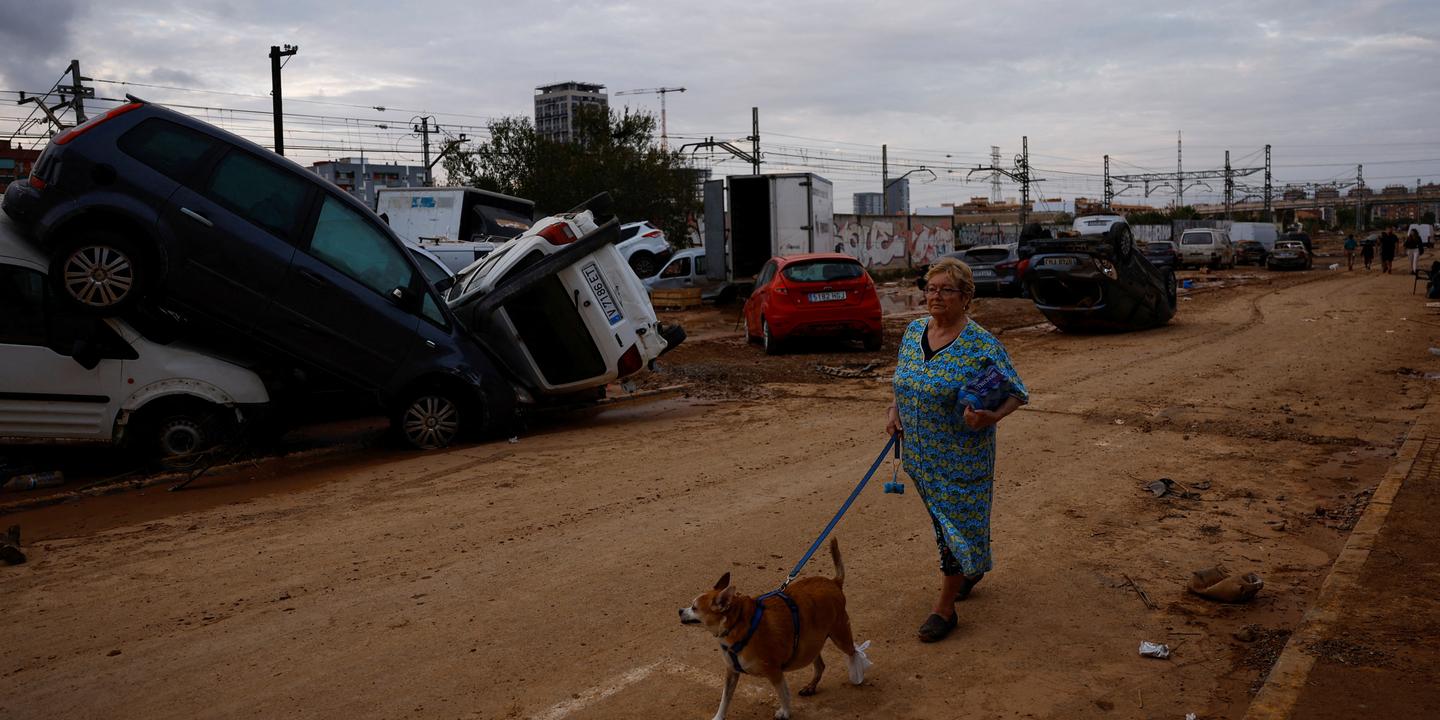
[924, 286, 964, 296]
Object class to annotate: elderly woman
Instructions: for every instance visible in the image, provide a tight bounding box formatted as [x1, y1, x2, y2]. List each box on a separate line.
[885, 257, 1028, 642]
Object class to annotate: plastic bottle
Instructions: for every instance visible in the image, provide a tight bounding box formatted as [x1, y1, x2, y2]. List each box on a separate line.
[3, 471, 65, 492]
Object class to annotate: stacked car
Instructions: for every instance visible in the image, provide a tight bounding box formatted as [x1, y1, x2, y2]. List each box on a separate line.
[2, 97, 682, 452]
[1019, 217, 1177, 333]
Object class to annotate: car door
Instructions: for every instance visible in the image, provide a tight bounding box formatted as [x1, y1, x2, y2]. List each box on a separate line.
[268, 193, 423, 389]
[744, 260, 778, 335]
[0, 264, 128, 440]
[160, 147, 312, 331]
[649, 254, 693, 291]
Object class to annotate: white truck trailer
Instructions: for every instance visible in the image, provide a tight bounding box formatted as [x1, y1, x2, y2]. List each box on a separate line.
[700, 173, 834, 284]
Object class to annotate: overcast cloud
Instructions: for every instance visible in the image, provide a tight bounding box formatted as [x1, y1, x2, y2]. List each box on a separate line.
[2, 0, 1437, 209]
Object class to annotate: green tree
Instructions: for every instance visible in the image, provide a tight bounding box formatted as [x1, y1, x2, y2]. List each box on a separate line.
[441, 108, 698, 245]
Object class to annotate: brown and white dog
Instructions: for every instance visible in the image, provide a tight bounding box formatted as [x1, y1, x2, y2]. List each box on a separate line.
[679, 537, 871, 720]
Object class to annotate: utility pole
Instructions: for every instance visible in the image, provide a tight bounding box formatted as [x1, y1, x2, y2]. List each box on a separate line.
[1104, 154, 1113, 209]
[269, 44, 298, 155]
[1263, 144, 1272, 221]
[1224, 150, 1234, 220]
[881, 144, 889, 215]
[63, 60, 90, 123]
[613, 87, 686, 150]
[750, 107, 761, 175]
[1176, 131, 1183, 208]
[1019, 136, 1031, 226]
[414, 116, 438, 186]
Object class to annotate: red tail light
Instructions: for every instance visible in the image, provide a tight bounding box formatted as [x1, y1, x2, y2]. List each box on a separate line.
[537, 222, 578, 245]
[643, 230, 662, 238]
[53, 102, 144, 146]
[617, 344, 643, 377]
[28, 174, 47, 190]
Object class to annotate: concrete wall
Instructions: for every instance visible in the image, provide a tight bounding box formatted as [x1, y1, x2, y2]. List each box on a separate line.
[833, 214, 955, 269]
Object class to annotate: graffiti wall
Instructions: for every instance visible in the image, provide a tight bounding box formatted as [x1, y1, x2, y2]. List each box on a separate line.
[833, 215, 955, 269]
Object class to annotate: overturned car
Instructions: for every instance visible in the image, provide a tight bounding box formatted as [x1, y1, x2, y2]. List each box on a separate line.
[1019, 215, 1177, 333]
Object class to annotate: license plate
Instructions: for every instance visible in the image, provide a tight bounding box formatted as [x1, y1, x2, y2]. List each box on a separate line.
[972, 269, 995, 278]
[581, 262, 623, 325]
[808, 291, 847, 303]
[1040, 257, 1074, 266]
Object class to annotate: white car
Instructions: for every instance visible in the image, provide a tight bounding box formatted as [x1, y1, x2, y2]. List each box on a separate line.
[0, 221, 269, 460]
[446, 197, 683, 400]
[618, 221, 673, 278]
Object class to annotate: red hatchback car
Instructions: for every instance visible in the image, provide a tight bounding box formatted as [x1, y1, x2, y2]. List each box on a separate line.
[743, 253, 883, 354]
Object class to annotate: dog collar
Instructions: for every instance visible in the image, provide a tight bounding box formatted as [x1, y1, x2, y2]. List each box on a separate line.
[723, 589, 800, 675]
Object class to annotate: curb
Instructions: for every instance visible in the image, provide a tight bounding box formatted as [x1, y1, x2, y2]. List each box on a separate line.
[1243, 397, 1432, 719]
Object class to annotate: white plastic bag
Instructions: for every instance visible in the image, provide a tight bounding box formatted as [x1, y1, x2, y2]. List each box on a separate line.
[848, 640, 873, 684]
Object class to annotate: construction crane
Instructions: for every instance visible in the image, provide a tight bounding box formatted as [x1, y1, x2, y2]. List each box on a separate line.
[614, 86, 686, 149]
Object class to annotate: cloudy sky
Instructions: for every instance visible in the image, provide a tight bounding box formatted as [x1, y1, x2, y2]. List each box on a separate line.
[3, 0, 1438, 211]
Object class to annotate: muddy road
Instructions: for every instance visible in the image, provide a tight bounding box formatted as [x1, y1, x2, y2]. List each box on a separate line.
[3, 263, 1433, 720]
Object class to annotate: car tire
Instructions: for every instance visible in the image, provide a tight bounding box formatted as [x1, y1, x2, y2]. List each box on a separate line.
[137, 400, 235, 469]
[762, 318, 782, 356]
[395, 389, 467, 450]
[50, 230, 148, 316]
[863, 332, 883, 352]
[628, 251, 660, 279]
[1162, 269, 1178, 311]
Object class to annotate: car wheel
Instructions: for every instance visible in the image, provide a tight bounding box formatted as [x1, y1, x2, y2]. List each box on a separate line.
[141, 401, 234, 469]
[396, 390, 465, 450]
[628, 251, 659, 278]
[1162, 269, 1178, 311]
[863, 332, 883, 352]
[762, 318, 782, 356]
[50, 230, 148, 315]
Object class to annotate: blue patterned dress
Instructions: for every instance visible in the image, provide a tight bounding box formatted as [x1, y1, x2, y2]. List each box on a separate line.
[893, 317, 1028, 577]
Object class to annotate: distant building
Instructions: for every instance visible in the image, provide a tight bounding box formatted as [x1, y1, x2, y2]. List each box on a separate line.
[1073, 197, 1158, 215]
[853, 192, 883, 215]
[884, 177, 910, 215]
[310, 158, 427, 209]
[534, 81, 608, 143]
[1282, 187, 1308, 201]
[0, 140, 41, 193]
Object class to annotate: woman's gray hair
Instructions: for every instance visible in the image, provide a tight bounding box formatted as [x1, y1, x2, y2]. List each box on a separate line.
[925, 257, 975, 301]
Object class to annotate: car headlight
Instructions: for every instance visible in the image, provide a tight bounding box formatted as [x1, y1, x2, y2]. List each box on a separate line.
[1093, 258, 1117, 279]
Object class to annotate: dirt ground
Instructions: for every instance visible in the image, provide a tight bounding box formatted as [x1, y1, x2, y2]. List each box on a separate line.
[3, 247, 1436, 720]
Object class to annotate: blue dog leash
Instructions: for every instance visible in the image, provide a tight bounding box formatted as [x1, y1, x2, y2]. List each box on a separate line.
[780, 433, 900, 591]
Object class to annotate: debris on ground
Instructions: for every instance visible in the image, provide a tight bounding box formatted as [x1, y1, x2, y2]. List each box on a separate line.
[1121, 573, 1157, 609]
[2, 470, 65, 492]
[1304, 637, 1393, 667]
[1147, 477, 1203, 499]
[1, 525, 24, 565]
[1139, 641, 1171, 659]
[814, 362, 879, 379]
[1314, 487, 1375, 531]
[1187, 565, 1264, 603]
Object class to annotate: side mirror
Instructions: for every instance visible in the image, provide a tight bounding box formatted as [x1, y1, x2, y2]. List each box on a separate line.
[72, 339, 101, 370]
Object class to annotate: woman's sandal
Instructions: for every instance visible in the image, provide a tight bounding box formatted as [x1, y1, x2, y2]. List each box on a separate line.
[954, 573, 984, 602]
[917, 612, 957, 643]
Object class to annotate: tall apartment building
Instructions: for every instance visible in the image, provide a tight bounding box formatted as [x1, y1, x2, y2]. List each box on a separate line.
[534, 82, 608, 143]
[853, 192, 883, 215]
[310, 158, 427, 209]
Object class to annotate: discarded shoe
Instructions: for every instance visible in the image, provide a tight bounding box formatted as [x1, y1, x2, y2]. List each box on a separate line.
[917, 612, 957, 643]
[1188, 566, 1263, 603]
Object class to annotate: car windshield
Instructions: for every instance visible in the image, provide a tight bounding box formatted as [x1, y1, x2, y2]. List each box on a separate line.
[1180, 232, 1213, 245]
[448, 242, 517, 303]
[964, 249, 1011, 264]
[1276, 241, 1305, 251]
[781, 260, 864, 283]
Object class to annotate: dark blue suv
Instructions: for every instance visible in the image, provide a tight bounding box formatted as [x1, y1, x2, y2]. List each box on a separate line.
[2, 97, 528, 449]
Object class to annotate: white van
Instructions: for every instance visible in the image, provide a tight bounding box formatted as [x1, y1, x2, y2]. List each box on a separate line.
[1177, 228, 1235, 269]
[0, 220, 269, 459]
[376, 187, 535, 273]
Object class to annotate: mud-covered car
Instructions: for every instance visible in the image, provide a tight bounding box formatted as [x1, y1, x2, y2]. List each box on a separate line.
[1266, 239, 1312, 271]
[1018, 216, 1177, 333]
[1234, 240, 1268, 266]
